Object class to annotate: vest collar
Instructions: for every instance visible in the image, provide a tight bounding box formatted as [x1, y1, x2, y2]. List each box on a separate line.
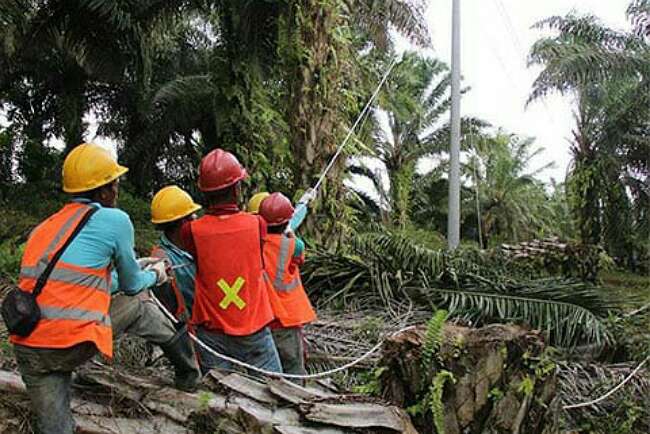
[71, 198, 103, 208]
[207, 203, 240, 216]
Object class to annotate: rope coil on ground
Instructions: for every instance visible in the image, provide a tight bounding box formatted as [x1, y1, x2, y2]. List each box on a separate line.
[149, 292, 413, 380]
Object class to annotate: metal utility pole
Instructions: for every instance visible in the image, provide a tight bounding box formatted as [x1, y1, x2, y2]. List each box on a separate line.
[447, 0, 461, 250]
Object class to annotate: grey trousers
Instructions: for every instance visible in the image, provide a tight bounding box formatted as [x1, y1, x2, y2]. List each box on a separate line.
[14, 291, 178, 434]
[110, 291, 177, 344]
[271, 327, 307, 380]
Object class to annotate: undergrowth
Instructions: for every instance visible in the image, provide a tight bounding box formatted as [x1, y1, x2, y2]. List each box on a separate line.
[406, 309, 453, 434]
[0, 182, 158, 261]
[0, 240, 23, 283]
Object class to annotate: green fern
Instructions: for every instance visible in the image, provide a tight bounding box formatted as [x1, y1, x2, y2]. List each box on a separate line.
[421, 310, 448, 369]
[430, 370, 455, 434]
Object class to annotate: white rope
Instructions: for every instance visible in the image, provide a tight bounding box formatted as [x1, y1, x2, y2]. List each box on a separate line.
[312, 57, 399, 193]
[151, 291, 650, 396]
[562, 356, 650, 410]
[149, 292, 413, 380]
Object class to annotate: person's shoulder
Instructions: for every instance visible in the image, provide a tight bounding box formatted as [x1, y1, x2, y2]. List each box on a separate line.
[95, 207, 133, 228]
[236, 211, 264, 224]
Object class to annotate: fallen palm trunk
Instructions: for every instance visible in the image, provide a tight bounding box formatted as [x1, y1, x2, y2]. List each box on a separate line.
[499, 237, 603, 281]
[0, 363, 417, 434]
[379, 323, 556, 434]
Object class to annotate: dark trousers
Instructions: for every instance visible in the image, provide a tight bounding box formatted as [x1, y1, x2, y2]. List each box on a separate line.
[196, 325, 282, 376]
[14, 292, 196, 434]
[14, 342, 97, 434]
[271, 326, 307, 379]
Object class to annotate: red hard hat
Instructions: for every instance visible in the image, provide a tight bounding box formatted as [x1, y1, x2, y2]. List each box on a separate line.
[198, 149, 248, 192]
[259, 192, 294, 226]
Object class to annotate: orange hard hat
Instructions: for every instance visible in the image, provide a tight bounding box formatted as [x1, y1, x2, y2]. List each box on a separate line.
[198, 149, 247, 192]
[259, 192, 294, 226]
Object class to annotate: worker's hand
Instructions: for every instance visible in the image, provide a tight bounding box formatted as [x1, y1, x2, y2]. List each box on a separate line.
[284, 228, 295, 238]
[297, 188, 317, 205]
[137, 257, 161, 270]
[149, 261, 170, 286]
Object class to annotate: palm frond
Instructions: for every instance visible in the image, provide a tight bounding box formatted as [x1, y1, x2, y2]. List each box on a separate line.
[347, 163, 387, 200]
[303, 230, 614, 349]
[153, 74, 213, 107]
[528, 14, 649, 103]
[628, 0, 650, 37]
[419, 285, 611, 348]
[346, 187, 383, 219]
[348, 0, 431, 48]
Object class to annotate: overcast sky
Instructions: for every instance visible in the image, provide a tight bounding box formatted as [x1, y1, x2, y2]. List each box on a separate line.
[409, 0, 630, 182]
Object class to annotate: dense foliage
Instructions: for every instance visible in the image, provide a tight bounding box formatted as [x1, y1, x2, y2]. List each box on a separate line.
[529, 2, 650, 271]
[0, 0, 646, 360]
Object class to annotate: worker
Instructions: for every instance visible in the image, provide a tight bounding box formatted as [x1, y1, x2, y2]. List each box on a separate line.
[108, 186, 202, 392]
[180, 149, 282, 374]
[259, 193, 317, 378]
[9, 143, 173, 434]
[247, 191, 270, 214]
[149, 185, 201, 321]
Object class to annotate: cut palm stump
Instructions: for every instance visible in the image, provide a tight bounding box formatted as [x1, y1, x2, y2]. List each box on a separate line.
[380, 323, 557, 434]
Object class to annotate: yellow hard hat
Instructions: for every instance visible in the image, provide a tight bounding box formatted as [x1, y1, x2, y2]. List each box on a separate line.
[62, 143, 129, 193]
[247, 192, 270, 214]
[151, 185, 202, 224]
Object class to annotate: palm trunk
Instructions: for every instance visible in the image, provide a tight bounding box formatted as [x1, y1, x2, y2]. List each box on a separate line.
[569, 156, 602, 246]
[61, 67, 87, 154]
[284, 0, 349, 245]
[389, 163, 415, 230]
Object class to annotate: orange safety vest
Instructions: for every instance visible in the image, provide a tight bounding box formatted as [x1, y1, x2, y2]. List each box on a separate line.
[151, 245, 189, 322]
[190, 212, 273, 335]
[263, 234, 316, 328]
[10, 203, 113, 357]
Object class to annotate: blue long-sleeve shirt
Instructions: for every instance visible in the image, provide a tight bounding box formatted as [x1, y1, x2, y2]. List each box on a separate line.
[288, 203, 307, 257]
[288, 203, 308, 232]
[157, 234, 197, 316]
[63, 198, 157, 295]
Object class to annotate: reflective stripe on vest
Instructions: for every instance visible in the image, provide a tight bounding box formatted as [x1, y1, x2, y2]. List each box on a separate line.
[35, 205, 88, 272]
[20, 266, 110, 294]
[11, 203, 113, 358]
[272, 236, 302, 292]
[262, 234, 315, 328]
[40, 306, 111, 327]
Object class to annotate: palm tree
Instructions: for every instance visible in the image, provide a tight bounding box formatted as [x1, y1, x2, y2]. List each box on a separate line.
[349, 53, 459, 229]
[529, 6, 650, 266]
[154, 1, 432, 242]
[470, 133, 554, 247]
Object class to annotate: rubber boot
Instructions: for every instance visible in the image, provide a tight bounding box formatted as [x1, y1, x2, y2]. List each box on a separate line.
[160, 324, 201, 392]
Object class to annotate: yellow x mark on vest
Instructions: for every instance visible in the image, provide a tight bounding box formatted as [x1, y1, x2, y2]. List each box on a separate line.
[217, 277, 246, 310]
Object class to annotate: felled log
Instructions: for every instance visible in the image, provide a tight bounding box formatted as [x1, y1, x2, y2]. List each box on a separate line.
[497, 238, 602, 281]
[0, 363, 416, 434]
[380, 323, 556, 434]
